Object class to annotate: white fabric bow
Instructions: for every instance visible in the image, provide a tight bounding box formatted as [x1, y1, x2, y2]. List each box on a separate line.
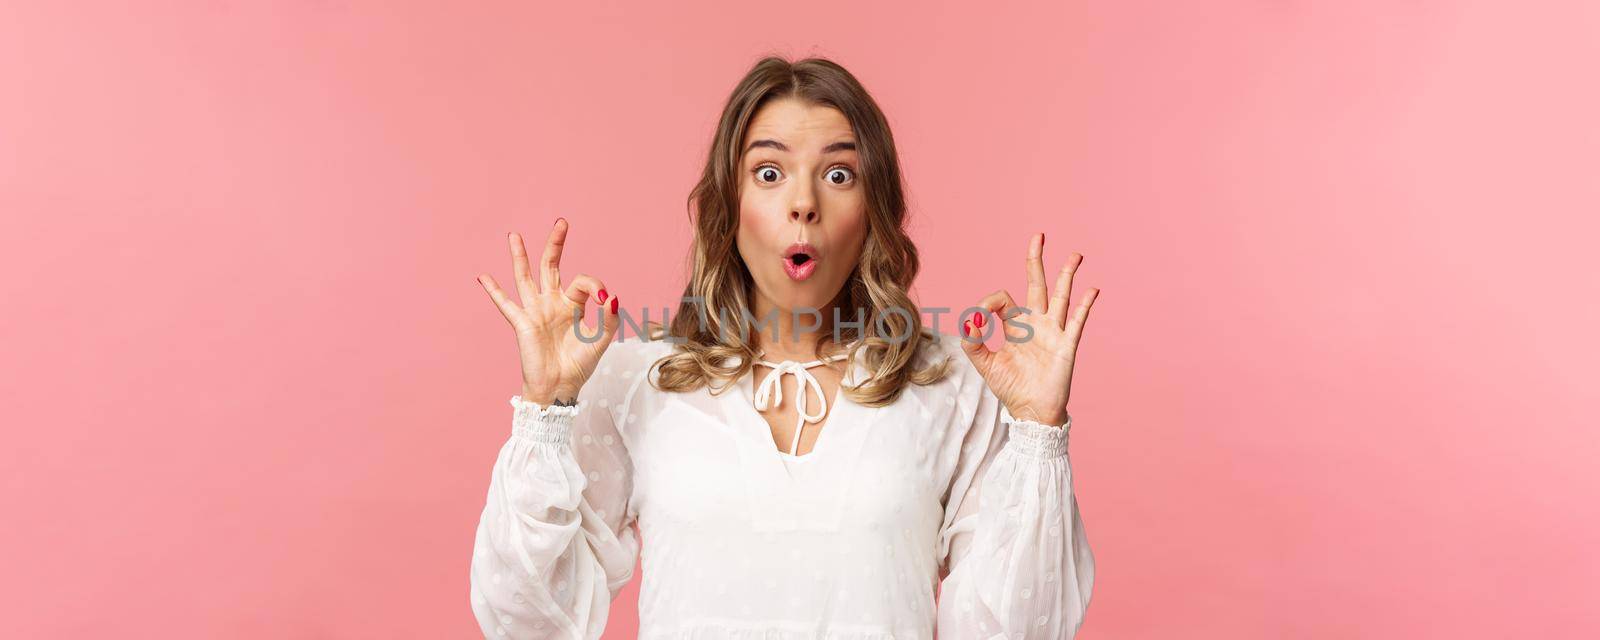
[752, 351, 850, 456]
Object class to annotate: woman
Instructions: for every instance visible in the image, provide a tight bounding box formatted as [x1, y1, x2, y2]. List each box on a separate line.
[470, 56, 1099, 639]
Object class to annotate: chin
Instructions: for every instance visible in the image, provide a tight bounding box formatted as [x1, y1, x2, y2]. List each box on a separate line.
[755, 269, 848, 315]
[774, 294, 829, 313]
[765, 287, 836, 314]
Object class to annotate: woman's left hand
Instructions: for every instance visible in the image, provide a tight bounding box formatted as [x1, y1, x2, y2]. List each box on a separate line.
[960, 233, 1099, 427]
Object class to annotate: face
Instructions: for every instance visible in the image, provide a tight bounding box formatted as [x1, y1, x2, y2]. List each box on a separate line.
[735, 97, 868, 325]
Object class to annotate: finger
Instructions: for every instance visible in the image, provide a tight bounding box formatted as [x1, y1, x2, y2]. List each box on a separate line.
[959, 316, 995, 376]
[562, 274, 607, 318]
[509, 231, 537, 307]
[540, 217, 569, 293]
[1067, 287, 1099, 346]
[972, 288, 1023, 342]
[599, 291, 622, 344]
[1025, 232, 1048, 314]
[566, 275, 622, 349]
[475, 274, 525, 327]
[1047, 252, 1083, 329]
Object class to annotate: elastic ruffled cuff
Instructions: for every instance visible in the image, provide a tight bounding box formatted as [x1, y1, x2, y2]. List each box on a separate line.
[1000, 404, 1070, 459]
[509, 395, 582, 445]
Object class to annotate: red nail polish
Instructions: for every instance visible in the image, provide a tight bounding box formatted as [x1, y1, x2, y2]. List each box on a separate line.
[973, 311, 985, 327]
[597, 289, 608, 303]
[609, 296, 619, 313]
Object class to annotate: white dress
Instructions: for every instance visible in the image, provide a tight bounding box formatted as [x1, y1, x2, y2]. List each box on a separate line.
[468, 333, 1094, 639]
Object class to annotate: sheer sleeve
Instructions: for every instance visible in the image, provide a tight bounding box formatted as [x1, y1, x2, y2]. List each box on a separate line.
[468, 342, 650, 639]
[934, 379, 1095, 639]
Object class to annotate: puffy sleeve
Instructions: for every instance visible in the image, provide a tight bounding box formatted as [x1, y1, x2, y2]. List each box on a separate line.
[934, 379, 1095, 639]
[468, 342, 650, 639]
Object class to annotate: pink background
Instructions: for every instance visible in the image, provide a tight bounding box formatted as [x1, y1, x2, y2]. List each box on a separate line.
[3, 1, 1597, 637]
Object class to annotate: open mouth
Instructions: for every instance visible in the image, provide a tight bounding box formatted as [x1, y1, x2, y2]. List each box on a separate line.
[782, 242, 820, 280]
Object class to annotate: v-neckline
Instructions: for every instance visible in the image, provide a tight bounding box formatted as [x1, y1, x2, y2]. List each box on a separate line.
[717, 345, 886, 531]
[720, 346, 860, 463]
[741, 358, 850, 463]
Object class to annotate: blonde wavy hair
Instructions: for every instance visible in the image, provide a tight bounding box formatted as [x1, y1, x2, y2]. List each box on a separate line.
[641, 55, 953, 407]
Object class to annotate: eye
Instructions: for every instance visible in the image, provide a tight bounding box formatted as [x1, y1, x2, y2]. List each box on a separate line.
[753, 164, 784, 184]
[824, 166, 855, 185]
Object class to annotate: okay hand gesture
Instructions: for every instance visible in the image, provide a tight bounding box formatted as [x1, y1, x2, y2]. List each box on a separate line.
[960, 233, 1099, 427]
[476, 218, 621, 405]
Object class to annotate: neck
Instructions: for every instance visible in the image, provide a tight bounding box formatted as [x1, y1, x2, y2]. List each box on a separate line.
[747, 289, 846, 363]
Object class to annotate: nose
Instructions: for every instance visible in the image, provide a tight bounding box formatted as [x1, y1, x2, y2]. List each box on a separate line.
[788, 186, 818, 224]
[788, 177, 818, 224]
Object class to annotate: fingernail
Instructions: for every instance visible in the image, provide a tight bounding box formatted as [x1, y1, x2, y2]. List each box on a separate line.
[597, 289, 608, 303]
[973, 311, 985, 327]
[962, 320, 972, 337]
[609, 296, 619, 313]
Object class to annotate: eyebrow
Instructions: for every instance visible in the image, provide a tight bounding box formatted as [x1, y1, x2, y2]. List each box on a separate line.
[745, 139, 858, 154]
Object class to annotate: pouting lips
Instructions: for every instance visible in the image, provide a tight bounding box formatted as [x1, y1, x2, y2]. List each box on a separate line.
[782, 241, 820, 265]
[782, 248, 819, 281]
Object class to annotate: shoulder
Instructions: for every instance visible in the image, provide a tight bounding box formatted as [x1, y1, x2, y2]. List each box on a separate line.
[892, 331, 989, 419]
[908, 334, 1005, 481]
[920, 332, 983, 389]
[595, 335, 676, 385]
[922, 332, 1004, 425]
[582, 337, 674, 412]
[921, 331, 965, 365]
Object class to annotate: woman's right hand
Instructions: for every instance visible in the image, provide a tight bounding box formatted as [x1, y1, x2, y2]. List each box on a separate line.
[476, 218, 621, 405]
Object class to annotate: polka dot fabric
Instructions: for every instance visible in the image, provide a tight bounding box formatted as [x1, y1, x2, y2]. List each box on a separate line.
[469, 334, 1094, 638]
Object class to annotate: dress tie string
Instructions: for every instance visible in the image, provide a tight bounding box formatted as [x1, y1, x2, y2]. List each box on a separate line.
[752, 350, 851, 456]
